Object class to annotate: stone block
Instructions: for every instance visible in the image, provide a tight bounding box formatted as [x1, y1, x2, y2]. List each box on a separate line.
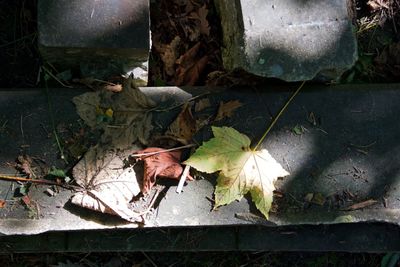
[38, 0, 149, 79]
[215, 0, 358, 81]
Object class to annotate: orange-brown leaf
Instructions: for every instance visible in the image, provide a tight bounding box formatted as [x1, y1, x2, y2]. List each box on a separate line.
[137, 147, 193, 194]
[215, 100, 243, 121]
[165, 103, 197, 144]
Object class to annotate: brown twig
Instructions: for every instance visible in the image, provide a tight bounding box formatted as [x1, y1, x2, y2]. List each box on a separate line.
[0, 174, 79, 190]
[131, 144, 196, 158]
[139, 188, 161, 216]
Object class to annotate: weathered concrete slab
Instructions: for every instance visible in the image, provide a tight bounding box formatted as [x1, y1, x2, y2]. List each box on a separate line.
[38, 0, 149, 79]
[215, 0, 358, 81]
[0, 84, 400, 242]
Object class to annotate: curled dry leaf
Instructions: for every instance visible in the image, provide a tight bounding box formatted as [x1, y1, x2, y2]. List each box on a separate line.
[165, 103, 197, 144]
[154, 36, 181, 76]
[215, 100, 243, 121]
[72, 145, 142, 222]
[136, 147, 193, 195]
[73, 76, 156, 149]
[175, 42, 209, 86]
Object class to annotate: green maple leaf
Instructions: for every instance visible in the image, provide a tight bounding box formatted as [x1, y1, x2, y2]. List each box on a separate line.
[185, 126, 289, 218]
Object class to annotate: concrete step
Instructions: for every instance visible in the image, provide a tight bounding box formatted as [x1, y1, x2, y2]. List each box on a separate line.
[215, 0, 358, 81]
[38, 0, 149, 80]
[0, 83, 399, 251]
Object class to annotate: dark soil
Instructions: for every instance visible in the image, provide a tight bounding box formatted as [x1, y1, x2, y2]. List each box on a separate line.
[0, 0, 39, 88]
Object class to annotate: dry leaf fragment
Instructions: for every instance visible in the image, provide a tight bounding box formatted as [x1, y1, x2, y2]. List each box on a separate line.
[136, 147, 193, 195]
[72, 145, 142, 222]
[195, 98, 211, 112]
[154, 36, 181, 76]
[188, 4, 210, 36]
[16, 155, 35, 178]
[215, 100, 243, 121]
[165, 103, 197, 144]
[73, 76, 156, 148]
[367, 0, 389, 10]
[0, 200, 6, 208]
[342, 199, 378, 211]
[175, 42, 209, 85]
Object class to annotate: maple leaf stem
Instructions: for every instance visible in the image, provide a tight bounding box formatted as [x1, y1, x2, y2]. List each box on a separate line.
[131, 144, 196, 158]
[253, 81, 306, 151]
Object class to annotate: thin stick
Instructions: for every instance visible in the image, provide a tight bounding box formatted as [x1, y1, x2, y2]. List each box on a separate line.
[139, 188, 161, 216]
[131, 144, 196, 158]
[41, 66, 73, 88]
[253, 81, 306, 151]
[0, 33, 35, 48]
[20, 114, 25, 141]
[142, 252, 158, 267]
[176, 165, 190, 193]
[0, 174, 79, 189]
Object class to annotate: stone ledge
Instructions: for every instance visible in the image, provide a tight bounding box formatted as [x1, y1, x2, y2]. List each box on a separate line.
[215, 0, 358, 81]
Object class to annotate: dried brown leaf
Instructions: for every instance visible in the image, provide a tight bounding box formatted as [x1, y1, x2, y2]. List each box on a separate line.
[136, 147, 193, 195]
[367, 0, 389, 10]
[72, 145, 142, 222]
[73, 76, 156, 148]
[0, 200, 5, 208]
[176, 43, 209, 86]
[342, 199, 378, 211]
[189, 4, 210, 36]
[165, 103, 197, 144]
[195, 98, 211, 112]
[215, 100, 243, 121]
[16, 155, 34, 178]
[154, 36, 181, 76]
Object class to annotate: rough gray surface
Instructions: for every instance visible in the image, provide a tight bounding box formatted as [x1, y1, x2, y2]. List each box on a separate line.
[38, 0, 149, 79]
[1, 84, 400, 236]
[215, 0, 358, 81]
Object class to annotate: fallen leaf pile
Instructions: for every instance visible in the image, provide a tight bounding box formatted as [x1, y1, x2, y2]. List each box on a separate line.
[185, 126, 289, 219]
[71, 75, 246, 222]
[150, 0, 222, 85]
[71, 77, 158, 222]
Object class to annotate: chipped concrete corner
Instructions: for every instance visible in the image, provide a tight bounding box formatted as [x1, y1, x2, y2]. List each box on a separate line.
[215, 0, 358, 81]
